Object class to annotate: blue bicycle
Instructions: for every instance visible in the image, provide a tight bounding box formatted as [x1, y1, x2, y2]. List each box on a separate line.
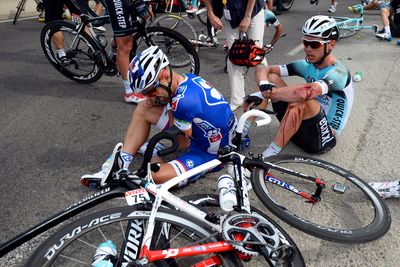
[332, 5, 378, 38]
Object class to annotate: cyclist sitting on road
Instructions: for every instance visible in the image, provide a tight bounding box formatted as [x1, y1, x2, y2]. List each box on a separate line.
[103, 0, 152, 104]
[348, 0, 399, 41]
[245, 15, 353, 158]
[81, 46, 236, 188]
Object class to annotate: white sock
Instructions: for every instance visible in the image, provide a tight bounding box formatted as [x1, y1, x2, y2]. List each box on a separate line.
[123, 80, 132, 95]
[262, 142, 282, 158]
[56, 49, 66, 58]
[119, 151, 133, 169]
[384, 26, 391, 35]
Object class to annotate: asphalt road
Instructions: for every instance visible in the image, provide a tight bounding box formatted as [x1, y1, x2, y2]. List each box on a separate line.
[1, 1, 400, 266]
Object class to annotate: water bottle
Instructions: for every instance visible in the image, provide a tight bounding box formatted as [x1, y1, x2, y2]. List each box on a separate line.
[353, 71, 363, 82]
[218, 174, 237, 212]
[92, 240, 117, 267]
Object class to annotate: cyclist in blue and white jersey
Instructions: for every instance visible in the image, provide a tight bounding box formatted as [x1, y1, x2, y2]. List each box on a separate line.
[246, 15, 353, 158]
[81, 46, 236, 188]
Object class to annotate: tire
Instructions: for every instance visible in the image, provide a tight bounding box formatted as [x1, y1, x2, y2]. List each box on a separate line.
[152, 14, 199, 53]
[135, 26, 200, 75]
[251, 155, 391, 243]
[334, 17, 357, 39]
[13, 0, 27, 25]
[40, 20, 104, 83]
[196, 7, 208, 26]
[339, 28, 356, 38]
[25, 206, 241, 266]
[281, 0, 294, 10]
[183, 194, 306, 267]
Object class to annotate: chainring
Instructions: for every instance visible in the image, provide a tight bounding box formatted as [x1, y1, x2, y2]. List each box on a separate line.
[222, 213, 280, 256]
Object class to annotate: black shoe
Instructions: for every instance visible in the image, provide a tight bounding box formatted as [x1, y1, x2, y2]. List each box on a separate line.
[55, 53, 71, 66]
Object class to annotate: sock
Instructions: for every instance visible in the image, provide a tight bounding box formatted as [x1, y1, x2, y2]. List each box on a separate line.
[262, 142, 282, 158]
[123, 80, 132, 95]
[384, 26, 391, 35]
[119, 151, 133, 169]
[56, 49, 66, 58]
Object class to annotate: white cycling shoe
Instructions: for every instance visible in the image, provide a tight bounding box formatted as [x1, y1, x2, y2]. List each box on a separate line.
[81, 143, 123, 189]
[369, 181, 400, 199]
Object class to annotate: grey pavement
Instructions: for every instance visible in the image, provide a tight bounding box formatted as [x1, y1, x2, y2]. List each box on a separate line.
[1, 1, 400, 266]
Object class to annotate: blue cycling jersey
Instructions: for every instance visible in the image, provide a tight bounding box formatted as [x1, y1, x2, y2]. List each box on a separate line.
[171, 74, 236, 154]
[279, 60, 353, 135]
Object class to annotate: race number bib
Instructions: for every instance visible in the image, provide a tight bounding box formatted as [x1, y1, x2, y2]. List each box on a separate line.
[125, 188, 150, 206]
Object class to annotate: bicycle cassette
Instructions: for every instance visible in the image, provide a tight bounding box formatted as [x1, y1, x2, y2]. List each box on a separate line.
[222, 213, 280, 256]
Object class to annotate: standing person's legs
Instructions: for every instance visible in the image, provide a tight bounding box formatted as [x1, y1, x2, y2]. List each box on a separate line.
[225, 10, 265, 111]
[225, 22, 244, 110]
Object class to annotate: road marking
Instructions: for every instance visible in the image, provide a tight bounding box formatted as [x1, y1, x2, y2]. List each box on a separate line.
[287, 43, 303, 57]
[0, 16, 37, 24]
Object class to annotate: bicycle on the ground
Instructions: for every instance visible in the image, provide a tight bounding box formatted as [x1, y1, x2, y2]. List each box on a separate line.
[0, 109, 306, 266]
[332, 5, 379, 38]
[40, 0, 200, 83]
[13, 0, 44, 25]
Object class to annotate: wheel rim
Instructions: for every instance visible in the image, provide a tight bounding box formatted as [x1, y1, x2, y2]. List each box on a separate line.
[257, 158, 384, 235]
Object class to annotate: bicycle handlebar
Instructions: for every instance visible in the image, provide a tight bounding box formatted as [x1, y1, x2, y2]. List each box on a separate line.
[137, 130, 179, 177]
[236, 109, 272, 134]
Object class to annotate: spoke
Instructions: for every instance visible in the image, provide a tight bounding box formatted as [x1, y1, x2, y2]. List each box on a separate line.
[58, 253, 89, 265]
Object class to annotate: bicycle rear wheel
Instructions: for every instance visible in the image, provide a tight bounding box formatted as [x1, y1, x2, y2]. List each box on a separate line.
[25, 206, 241, 266]
[280, 0, 294, 10]
[334, 17, 357, 39]
[152, 14, 199, 52]
[251, 155, 391, 243]
[13, 0, 27, 25]
[183, 194, 306, 267]
[135, 26, 200, 75]
[40, 20, 104, 83]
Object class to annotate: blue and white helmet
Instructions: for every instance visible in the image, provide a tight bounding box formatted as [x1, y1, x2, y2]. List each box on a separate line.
[128, 46, 170, 94]
[302, 15, 339, 40]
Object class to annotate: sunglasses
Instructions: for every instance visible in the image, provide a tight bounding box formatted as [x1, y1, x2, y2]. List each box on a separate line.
[302, 38, 330, 49]
[142, 81, 160, 96]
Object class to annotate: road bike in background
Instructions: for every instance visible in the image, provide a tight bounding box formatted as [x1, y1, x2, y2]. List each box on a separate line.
[13, 0, 44, 25]
[40, 0, 200, 83]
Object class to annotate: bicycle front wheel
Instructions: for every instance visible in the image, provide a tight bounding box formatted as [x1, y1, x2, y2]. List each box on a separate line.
[135, 26, 200, 75]
[13, 0, 27, 25]
[40, 21, 104, 83]
[152, 14, 199, 52]
[251, 155, 391, 243]
[26, 206, 241, 266]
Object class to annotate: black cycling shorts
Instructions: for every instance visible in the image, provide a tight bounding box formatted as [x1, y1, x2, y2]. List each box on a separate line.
[272, 101, 336, 154]
[104, 0, 135, 37]
[43, 0, 64, 23]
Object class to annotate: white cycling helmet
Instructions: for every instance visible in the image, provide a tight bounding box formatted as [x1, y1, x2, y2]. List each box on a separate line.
[128, 46, 170, 94]
[302, 15, 339, 40]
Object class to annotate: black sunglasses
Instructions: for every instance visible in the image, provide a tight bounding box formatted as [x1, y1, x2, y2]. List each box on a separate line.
[302, 38, 330, 49]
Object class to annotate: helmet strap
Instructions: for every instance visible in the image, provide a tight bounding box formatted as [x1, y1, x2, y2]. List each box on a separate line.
[154, 66, 173, 106]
